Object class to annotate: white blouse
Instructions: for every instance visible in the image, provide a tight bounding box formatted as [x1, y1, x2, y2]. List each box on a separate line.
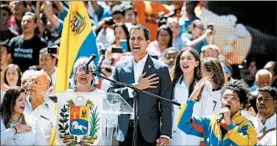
[171, 76, 214, 145]
[1, 115, 46, 145]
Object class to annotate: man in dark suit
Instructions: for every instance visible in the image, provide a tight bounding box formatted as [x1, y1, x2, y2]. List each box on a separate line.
[108, 24, 173, 146]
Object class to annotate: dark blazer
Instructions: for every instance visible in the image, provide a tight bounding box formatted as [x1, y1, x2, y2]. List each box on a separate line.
[108, 55, 173, 143]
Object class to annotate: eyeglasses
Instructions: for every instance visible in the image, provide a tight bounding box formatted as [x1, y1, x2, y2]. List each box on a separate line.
[222, 95, 240, 102]
[76, 66, 93, 73]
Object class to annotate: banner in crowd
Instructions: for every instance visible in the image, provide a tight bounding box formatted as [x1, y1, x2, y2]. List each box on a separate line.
[55, 1, 99, 91]
[56, 92, 102, 145]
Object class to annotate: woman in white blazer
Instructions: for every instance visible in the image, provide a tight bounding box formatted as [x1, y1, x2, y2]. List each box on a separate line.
[171, 48, 215, 145]
[1, 87, 46, 145]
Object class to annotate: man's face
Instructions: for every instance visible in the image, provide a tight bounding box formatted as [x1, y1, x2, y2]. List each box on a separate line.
[11, 1, 25, 16]
[164, 50, 178, 67]
[0, 46, 11, 70]
[112, 13, 125, 24]
[264, 63, 276, 82]
[257, 91, 276, 116]
[203, 49, 219, 59]
[192, 26, 204, 39]
[39, 54, 56, 73]
[221, 89, 243, 116]
[0, 9, 10, 28]
[125, 9, 136, 24]
[30, 73, 49, 98]
[257, 74, 272, 88]
[129, 29, 149, 59]
[21, 15, 36, 34]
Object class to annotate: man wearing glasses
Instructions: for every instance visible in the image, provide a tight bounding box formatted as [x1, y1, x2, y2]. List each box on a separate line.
[253, 86, 276, 145]
[177, 79, 257, 145]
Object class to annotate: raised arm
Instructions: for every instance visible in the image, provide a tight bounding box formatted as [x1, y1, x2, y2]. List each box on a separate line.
[177, 77, 211, 137]
[177, 99, 210, 138]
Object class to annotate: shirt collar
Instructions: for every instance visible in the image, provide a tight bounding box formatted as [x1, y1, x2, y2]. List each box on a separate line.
[257, 113, 276, 129]
[133, 53, 148, 66]
[177, 75, 184, 84]
[26, 97, 51, 112]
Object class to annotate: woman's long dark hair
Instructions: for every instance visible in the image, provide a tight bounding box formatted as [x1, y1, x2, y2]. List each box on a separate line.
[156, 25, 173, 48]
[113, 24, 131, 52]
[202, 57, 225, 90]
[0, 87, 26, 128]
[172, 48, 201, 96]
[4, 64, 22, 87]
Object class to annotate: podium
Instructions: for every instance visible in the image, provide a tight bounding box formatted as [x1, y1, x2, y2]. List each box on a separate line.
[53, 90, 133, 145]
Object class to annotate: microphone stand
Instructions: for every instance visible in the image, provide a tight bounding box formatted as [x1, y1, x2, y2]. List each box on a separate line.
[88, 70, 181, 146]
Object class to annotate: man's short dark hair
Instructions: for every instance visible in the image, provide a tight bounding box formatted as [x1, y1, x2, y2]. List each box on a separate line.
[259, 86, 277, 100]
[130, 24, 150, 41]
[123, 4, 137, 16]
[221, 79, 250, 106]
[23, 12, 37, 23]
[1, 4, 12, 15]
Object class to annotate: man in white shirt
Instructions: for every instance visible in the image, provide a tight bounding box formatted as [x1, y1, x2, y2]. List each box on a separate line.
[24, 70, 57, 145]
[109, 24, 173, 146]
[39, 46, 58, 86]
[253, 86, 276, 145]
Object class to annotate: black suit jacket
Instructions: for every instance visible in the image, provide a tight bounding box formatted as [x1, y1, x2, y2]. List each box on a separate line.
[108, 55, 173, 143]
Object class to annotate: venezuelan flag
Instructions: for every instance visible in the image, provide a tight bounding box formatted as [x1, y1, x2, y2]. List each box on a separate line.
[55, 2, 99, 91]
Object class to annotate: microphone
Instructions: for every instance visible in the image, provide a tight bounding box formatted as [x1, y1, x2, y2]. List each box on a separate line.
[85, 54, 96, 74]
[216, 105, 231, 123]
[96, 49, 106, 74]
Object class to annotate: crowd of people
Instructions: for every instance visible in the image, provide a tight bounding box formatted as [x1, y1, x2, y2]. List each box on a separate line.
[0, 1, 276, 146]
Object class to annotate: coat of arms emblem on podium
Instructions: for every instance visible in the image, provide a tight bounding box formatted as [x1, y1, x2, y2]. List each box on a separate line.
[57, 95, 102, 145]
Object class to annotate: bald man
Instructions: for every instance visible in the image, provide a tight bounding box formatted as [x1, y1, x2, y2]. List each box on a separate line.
[264, 61, 277, 88]
[24, 70, 56, 145]
[251, 69, 272, 92]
